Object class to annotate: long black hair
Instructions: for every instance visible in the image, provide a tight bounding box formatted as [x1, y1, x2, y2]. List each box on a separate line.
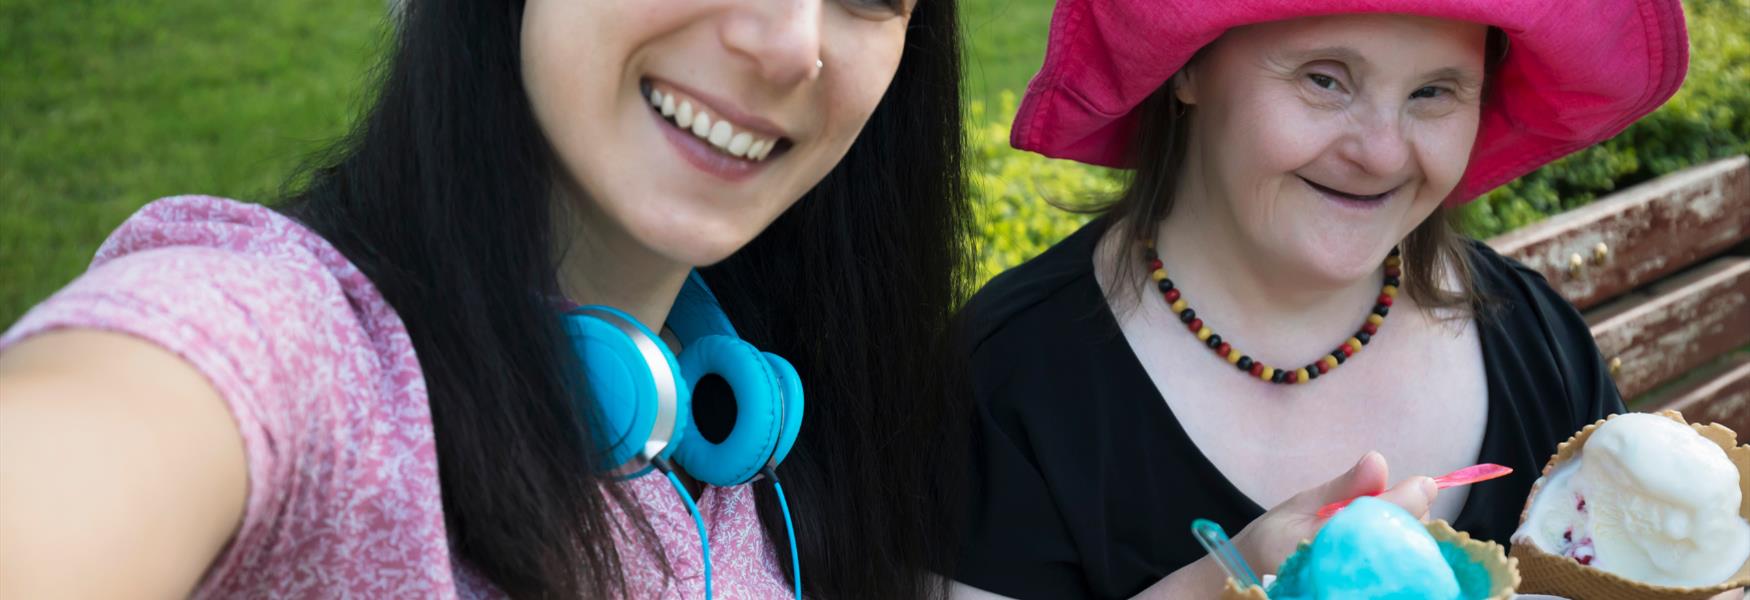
[280, 0, 970, 598]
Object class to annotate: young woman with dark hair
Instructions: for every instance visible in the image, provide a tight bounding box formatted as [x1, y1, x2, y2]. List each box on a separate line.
[0, 0, 969, 597]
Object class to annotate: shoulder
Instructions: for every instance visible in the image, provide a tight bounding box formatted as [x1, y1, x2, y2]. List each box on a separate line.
[959, 220, 1109, 356]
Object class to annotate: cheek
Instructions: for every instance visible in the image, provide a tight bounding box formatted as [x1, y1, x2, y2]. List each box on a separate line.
[814, 24, 908, 157]
[1410, 111, 1481, 192]
[1212, 92, 1336, 197]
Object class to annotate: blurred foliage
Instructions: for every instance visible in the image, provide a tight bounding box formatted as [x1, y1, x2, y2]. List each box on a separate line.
[969, 0, 1750, 285]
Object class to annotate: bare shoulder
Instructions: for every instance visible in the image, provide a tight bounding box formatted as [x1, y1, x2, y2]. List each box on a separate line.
[0, 329, 247, 598]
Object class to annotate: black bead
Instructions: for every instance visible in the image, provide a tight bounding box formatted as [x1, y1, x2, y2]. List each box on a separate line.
[1144, 248, 1158, 261]
[1332, 351, 1347, 365]
[1356, 332, 1372, 345]
[1158, 278, 1175, 292]
[1271, 370, 1286, 384]
[1180, 308, 1197, 323]
[1237, 356, 1254, 370]
[1206, 334, 1223, 349]
[1373, 305, 1390, 316]
[1384, 276, 1401, 288]
[1306, 366, 1320, 379]
[1389, 246, 1402, 257]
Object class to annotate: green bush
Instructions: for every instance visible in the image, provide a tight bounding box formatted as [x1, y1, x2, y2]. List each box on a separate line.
[970, 0, 1750, 284]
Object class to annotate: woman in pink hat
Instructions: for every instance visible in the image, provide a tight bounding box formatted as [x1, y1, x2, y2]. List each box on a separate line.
[953, 1, 1688, 597]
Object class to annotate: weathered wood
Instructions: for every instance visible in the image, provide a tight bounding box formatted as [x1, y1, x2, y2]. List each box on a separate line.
[1586, 256, 1750, 398]
[1656, 357, 1750, 435]
[1488, 156, 1750, 310]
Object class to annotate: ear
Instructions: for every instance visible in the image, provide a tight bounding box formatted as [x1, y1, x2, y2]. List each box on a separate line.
[1171, 69, 1198, 106]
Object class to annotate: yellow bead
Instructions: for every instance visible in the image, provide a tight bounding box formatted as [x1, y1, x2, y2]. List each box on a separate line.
[1385, 256, 1402, 268]
[1145, 240, 1156, 249]
[1366, 314, 1384, 326]
[1296, 368, 1311, 383]
[1383, 284, 1398, 297]
[1347, 338, 1363, 353]
[1197, 327, 1213, 341]
[1171, 299, 1188, 313]
[1152, 269, 1168, 281]
[1322, 356, 1339, 370]
[1227, 349, 1242, 364]
[1260, 366, 1275, 381]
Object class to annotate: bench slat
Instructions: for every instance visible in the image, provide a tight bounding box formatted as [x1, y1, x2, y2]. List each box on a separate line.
[1488, 156, 1750, 310]
[1655, 358, 1750, 435]
[1586, 256, 1750, 398]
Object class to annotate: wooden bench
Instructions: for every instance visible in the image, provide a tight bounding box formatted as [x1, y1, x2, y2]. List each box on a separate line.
[1487, 155, 1750, 433]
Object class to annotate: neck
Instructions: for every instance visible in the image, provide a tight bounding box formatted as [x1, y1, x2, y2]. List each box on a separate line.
[1145, 166, 1385, 365]
[552, 195, 692, 331]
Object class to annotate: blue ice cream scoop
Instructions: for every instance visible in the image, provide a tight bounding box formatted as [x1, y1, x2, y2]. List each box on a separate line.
[1268, 496, 1463, 600]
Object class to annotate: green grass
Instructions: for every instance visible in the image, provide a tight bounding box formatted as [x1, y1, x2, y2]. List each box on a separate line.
[0, 0, 389, 326]
[960, 0, 1051, 110]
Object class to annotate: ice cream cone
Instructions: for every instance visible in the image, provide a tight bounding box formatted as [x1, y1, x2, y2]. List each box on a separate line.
[1510, 410, 1750, 600]
[1219, 520, 1518, 599]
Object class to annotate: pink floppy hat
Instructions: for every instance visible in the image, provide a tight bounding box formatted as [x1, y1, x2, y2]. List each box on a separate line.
[1010, 0, 1690, 205]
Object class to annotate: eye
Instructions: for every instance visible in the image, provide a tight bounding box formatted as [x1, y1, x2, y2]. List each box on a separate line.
[1307, 73, 1340, 91]
[838, 0, 910, 18]
[1410, 86, 1451, 100]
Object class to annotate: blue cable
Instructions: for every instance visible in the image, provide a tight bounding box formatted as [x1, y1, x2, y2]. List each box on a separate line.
[658, 464, 713, 600]
[764, 467, 802, 600]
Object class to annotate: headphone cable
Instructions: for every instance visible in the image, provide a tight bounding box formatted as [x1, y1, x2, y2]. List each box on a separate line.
[763, 466, 802, 600]
[654, 458, 713, 600]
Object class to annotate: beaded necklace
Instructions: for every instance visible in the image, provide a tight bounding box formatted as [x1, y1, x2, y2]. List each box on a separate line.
[1141, 242, 1400, 384]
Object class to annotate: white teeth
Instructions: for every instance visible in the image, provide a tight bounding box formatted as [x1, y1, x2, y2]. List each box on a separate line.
[676, 101, 694, 128]
[691, 111, 712, 137]
[651, 86, 782, 161]
[708, 121, 733, 148]
[728, 132, 753, 157]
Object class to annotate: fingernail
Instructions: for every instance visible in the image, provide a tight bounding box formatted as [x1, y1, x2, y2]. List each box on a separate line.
[1420, 477, 1438, 501]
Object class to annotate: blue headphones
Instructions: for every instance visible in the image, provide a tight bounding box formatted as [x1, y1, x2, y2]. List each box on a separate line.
[562, 271, 804, 599]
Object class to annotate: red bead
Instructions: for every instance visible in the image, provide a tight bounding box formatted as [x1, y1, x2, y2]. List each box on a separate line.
[1216, 342, 1232, 356]
[1339, 345, 1354, 357]
[1150, 259, 1163, 270]
[1248, 362, 1264, 377]
[1188, 319, 1203, 332]
[1385, 266, 1401, 278]
[1315, 361, 1329, 374]
[1361, 322, 1379, 335]
[1164, 289, 1181, 302]
[1286, 371, 1299, 383]
[1378, 294, 1394, 307]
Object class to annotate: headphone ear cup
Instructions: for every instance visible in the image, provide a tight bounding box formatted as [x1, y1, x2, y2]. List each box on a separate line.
[673, 335, 784, 486]
[762, 352, 803, 468]
[565, 309, 688, 478]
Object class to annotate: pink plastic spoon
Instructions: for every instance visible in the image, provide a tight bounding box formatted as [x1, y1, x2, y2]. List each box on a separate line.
[1316, 463, 1513, 519]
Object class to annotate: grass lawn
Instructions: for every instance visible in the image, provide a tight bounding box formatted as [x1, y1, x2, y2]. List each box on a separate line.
[0, 0, 1055, 327]
[0, 0, 390, 325]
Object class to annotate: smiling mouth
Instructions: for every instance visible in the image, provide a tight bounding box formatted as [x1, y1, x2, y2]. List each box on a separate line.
[641, 79, 792, 163]
[1298, 176, 1397, 202]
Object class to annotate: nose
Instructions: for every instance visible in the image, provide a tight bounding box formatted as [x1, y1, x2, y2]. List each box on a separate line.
[1336, 106, 1411, 178]
[720, 0, 824, 86]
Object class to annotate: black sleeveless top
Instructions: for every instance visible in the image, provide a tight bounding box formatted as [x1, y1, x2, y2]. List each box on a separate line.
[953, 220, 1623, 599]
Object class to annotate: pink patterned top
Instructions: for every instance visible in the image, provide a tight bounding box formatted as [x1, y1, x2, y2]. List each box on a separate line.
[0, 196, 794, 598]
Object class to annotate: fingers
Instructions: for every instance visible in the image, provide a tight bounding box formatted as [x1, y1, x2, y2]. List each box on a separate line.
[1372, 476, 1440, 519]
[1297, 451, 1389, 509]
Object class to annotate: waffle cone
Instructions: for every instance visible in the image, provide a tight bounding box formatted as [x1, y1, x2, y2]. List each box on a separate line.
[1510, 410, 1750, 599]
[1219, 519, 1518, 599]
